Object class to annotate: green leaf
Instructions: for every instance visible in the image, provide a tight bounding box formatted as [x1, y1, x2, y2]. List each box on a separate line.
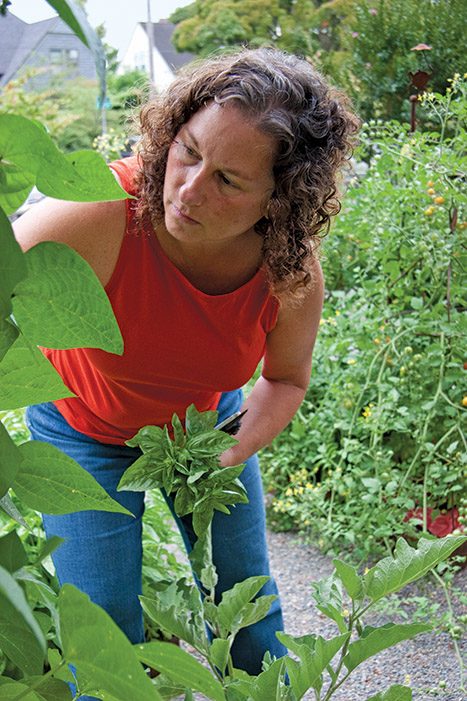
[0, 162, 35, 216]
[333, 559, 364, 601]
[0, 564, 46, 675]
[0, 493, 29, 529]
[117, 453, 168, 492]
[48, 649, 78, 684]
[185, 403, 218, 435]
[13, 441, 133, 516]
[44, 0, 89, 46]
[311, 573, 346, 633]
[172, 412, 185, 447]
[343, 622, 431, 674]
[0, 420, 23, 497]
[0, 317, 19, 364]
[140, 592, 209, 653]
[215, 576, 270, 635]
[0, 680, 45, 699]
[280, 633, 350, 698]
[33, 535, 65, 566]
[246, 657, 287, 700]
[20, 675, 73, 701]
[0, 334, 74, 410]
[364, 536, 467, 602]
[0, 206, 27, 318]
[59, 584, 161, 701]
[135, 641, 225, 701]
[0, 530, 28, 573]
[12, 242, 123, 353]
[0, 115, 127, 210]
[367, 684, 413, 700]
[209, 637, 232, 675]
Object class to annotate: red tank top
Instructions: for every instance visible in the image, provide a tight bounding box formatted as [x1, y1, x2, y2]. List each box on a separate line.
[43, 156, 279, 445]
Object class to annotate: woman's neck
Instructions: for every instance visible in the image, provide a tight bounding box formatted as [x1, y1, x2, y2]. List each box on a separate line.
[155, 225, 264, 295]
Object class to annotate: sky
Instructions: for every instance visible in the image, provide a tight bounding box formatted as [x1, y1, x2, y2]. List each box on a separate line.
[10, 0, 194, 59]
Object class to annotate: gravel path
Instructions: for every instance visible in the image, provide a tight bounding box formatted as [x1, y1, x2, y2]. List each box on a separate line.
[177, 529, 467, 700]
[267, 529, 467, 700]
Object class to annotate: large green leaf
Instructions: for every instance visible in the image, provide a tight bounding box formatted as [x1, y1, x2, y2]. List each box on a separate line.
[0, 420, 23, 497]
[367, 685, 413, 700]
[0, 565, 46, 676]
[13, 441, 133, 516]
[364, 536, 467, 602]
[0, 530, 27, 573]
[215, 576, 270, 635]
[12, 242, 123, 353]
[0, 679, 45, 699]
[247, 657, 288, 701]
[0, 115, 127, 212]
[0, 206, 27, 319]
[343, 622, 430, 674]
[280, 633, 350, 699]
[45, 0, 89, 46]
[0, 163, 35, 218]
[59, 584, 161, 701]
[0, 334, 74, 411]
[140, 592, 209, 653]
[19, 675, 73, 701]
[135, 641, 225, 701]
[333, 558, 364, 601]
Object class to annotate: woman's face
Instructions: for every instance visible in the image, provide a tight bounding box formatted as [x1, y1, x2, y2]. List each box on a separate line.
[163, 101, 275, 247]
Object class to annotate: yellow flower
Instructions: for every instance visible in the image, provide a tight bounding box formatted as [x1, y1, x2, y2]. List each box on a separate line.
[347, 358, 356, 365]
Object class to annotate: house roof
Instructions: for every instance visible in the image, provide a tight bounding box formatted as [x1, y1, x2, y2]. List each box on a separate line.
[0, 11, 60, 86]
[139, 20, 195, 72]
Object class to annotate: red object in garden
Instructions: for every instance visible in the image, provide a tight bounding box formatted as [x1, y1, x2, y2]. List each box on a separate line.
[404, 506, 433, 528]
[404, 506, 464, 537]
[429, 508, 463, 538]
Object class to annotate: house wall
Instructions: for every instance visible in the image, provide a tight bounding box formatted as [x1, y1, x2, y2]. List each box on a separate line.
[119, 24, 176, 93]
[15, 19, 96, 90]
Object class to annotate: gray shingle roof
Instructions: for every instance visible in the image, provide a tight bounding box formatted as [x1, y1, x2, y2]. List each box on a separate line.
[0, 11, 60, 86]
[139, 20, 195, 72]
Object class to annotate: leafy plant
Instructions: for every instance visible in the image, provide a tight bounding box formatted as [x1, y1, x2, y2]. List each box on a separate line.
[263, 74, 467, 561]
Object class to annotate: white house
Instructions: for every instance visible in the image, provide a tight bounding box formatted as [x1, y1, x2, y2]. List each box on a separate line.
[119, 20, 194, 92]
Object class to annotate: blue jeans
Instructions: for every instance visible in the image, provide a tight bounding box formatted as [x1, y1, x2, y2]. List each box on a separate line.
[25, 390, 286, 693]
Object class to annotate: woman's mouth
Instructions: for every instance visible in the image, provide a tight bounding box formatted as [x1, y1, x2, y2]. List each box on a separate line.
[172, 203, 199, 225]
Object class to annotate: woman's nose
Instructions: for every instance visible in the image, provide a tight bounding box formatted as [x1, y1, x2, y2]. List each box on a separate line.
[179, 167, 205, 206]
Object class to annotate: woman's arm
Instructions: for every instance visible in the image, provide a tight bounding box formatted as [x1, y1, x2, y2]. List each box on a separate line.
[13, 196, 126, 287]
[219, 261, 324, 467]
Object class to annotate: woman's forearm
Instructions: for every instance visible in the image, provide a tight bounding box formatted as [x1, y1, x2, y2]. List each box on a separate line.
[219, 375, 306, 467]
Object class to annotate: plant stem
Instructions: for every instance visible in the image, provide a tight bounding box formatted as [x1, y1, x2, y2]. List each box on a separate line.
[432, 569, 466, 692]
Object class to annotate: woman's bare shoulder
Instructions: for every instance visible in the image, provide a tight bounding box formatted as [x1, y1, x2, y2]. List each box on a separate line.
[13, 196, 127, 287]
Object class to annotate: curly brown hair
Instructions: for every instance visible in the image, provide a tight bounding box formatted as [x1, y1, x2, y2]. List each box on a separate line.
[135, 47, 360, 297]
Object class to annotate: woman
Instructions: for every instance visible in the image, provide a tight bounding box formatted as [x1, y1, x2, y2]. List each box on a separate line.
[14, 47, 359, 682]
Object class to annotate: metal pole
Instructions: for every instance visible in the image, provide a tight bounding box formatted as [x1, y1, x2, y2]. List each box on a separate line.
[146, 0, 156, 98]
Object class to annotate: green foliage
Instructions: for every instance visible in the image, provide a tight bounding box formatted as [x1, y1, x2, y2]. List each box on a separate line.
[334, 0, 467, 122]
[0, 69, 78, 139]
[120, 405, 248, 538]
[262, 76, 467, 560]
[1, 3, 466, 698]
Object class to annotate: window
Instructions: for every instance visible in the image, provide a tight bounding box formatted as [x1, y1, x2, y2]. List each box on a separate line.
[49, 48, 79, 66]
[66, 48, 79, 65]
[50, 48, 62, 64]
